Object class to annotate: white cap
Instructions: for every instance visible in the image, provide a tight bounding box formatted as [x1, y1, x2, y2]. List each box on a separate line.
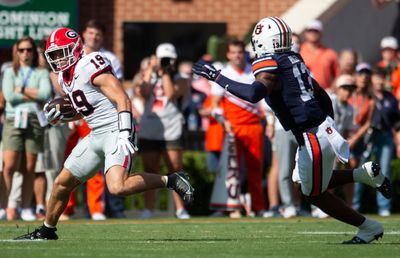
[305, 19, 323, 32]
[336, 74, 355, 88]
[356, 62, 372, 73]
[380, 36, 398, 50]
[156, 43, 177, 59]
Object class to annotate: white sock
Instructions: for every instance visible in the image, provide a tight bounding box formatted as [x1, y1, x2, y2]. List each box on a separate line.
[353, 165, 384, 187]
[44, 222, 56, 228]
[360, 217, 379, 229]
[163, 176, 168, 187]
[353, 167, 366, 184]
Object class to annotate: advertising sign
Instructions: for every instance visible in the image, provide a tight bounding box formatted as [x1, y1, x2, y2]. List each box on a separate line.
[0, 0, 78, 47]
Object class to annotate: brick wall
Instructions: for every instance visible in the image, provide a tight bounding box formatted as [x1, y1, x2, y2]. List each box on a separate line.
[80, 0, 297, 70]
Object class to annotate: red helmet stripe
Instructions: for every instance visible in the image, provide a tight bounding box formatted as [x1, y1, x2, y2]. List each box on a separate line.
[268, 17, 283, 48]
[280, 17, 291, 48]
[271, 17, 288, 48]
[280, 18, 291, 48]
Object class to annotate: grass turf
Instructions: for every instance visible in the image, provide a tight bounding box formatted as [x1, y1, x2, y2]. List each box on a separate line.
[0, 216, 399, 258]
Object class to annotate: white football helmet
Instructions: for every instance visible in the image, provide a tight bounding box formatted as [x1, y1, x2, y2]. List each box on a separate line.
[251, 17, 292, 57]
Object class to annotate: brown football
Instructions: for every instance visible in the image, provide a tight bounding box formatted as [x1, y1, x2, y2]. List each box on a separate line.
[45, 97, 77, 119]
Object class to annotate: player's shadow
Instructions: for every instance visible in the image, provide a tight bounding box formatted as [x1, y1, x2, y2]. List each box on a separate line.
[143, 238, 236, 242]
[329, 242, 400, 245]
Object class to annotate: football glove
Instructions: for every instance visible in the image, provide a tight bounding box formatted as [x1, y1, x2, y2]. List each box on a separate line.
[43, 103, 63, 125]
[112, 111, 138, 156]
[113, 130, 138, 156]
[192, 61, 220, 81]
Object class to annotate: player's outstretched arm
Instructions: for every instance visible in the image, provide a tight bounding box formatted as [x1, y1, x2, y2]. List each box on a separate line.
[192, 61, 272, 103]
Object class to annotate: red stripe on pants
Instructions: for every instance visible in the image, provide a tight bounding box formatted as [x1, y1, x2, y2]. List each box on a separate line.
[123, 155, 129, 169]
[307, 133, 322, 196]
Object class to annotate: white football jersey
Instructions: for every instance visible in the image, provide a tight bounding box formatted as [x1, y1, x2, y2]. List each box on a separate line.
[58, 52, 118, 133]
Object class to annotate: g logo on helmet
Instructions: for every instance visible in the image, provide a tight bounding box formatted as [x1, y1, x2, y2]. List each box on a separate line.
[66, 30, 78, 39]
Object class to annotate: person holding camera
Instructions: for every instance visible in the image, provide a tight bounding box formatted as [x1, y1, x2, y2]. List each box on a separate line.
[138, 43, 191, 219]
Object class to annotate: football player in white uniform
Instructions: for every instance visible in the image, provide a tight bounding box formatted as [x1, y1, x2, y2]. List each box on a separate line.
[14, 28, 194, 240]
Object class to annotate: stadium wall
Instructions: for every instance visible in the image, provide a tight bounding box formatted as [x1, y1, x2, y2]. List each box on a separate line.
[79, 0, 297, 65]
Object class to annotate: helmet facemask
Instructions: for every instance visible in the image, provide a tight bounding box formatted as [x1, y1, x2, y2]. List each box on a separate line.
[45, 38, 81, 73]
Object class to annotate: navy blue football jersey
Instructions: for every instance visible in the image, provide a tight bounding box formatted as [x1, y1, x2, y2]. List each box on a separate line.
[252, 52, 326, 131]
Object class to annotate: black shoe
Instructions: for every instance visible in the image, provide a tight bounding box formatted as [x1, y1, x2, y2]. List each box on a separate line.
[362, 162, 392, 199]
[342, 236, 368, 244]
[167, 171, 194, 205]
[14, 226, 58, 240]
[342, 219, 383, 245]
[377, 177, 392, 199]
[342, 232, 383, 244]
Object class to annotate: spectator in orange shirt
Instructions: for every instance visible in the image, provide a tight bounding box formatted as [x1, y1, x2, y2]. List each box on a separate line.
[211, 39, 265, 216]
[200, 95, 224, 172]
[300, 19, 340, 92]
[392, 65, 400, 101]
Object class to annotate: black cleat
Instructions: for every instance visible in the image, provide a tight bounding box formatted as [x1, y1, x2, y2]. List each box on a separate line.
[342, 236, 368, 244]
[342, 219, 383, 244]
[14, 226, 58, 241]
[342, 233, 383, 245]
[361, 162, 392, 199]
[377, 177, 392, 199]
[167, 171, 194, 205]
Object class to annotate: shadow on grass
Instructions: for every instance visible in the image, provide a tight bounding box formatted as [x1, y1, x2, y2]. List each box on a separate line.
[143, 238, 236, 242]
[328, 242, 400, 245]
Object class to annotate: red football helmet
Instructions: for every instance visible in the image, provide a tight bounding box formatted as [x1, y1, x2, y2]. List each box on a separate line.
[45, 28, 83, 73]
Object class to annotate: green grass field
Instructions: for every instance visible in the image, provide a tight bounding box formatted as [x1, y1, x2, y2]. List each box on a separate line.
[0, 216, 399, 258]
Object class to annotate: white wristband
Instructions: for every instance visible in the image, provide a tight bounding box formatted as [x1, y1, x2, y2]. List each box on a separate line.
[118, 111, 133, 132]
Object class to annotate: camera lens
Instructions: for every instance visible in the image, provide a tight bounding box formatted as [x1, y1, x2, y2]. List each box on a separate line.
[161, 58, 171, 67]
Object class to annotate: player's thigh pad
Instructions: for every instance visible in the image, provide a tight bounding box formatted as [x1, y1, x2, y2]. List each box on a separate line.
[103, 131, 133, 174]
[64, 136, 103, 182]
[292, 128, 336, 196]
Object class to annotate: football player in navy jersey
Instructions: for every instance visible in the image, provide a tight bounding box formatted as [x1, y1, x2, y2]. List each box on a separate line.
[192, 17, 392, 244]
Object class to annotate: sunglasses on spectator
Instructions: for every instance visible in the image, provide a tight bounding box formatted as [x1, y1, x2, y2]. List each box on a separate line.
[17, 48, 33, 53]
